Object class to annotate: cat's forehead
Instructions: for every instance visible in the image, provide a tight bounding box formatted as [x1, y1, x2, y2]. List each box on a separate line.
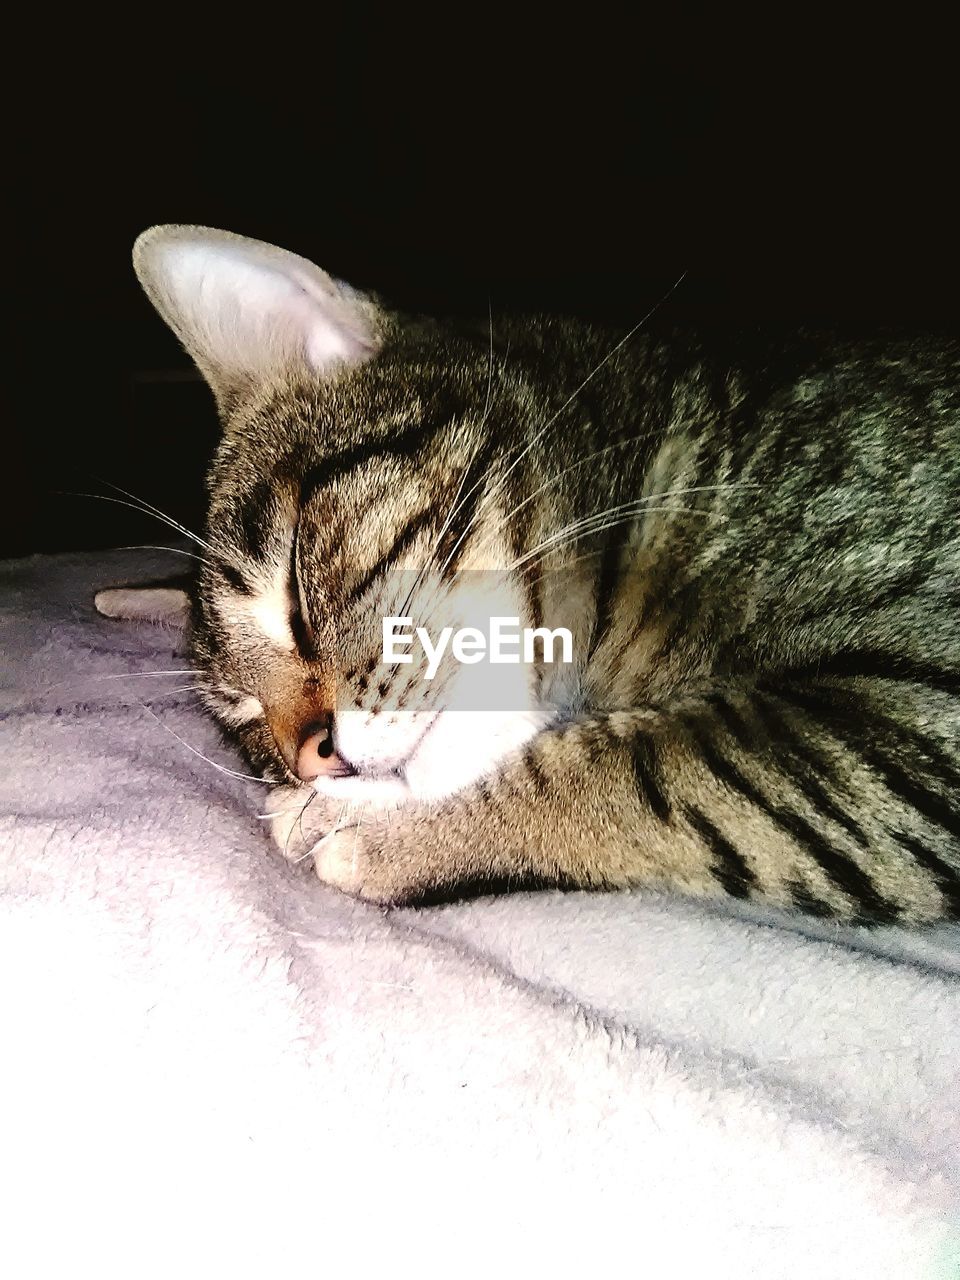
[205, 378, 469, 599]
[217, 351, 487, 512]
[227, 343, 480, 458]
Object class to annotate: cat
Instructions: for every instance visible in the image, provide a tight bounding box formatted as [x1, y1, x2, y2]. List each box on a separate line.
[101, 224, 960, 924]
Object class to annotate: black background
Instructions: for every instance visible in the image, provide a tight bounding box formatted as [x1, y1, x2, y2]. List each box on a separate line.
[7, 15, 957, 558]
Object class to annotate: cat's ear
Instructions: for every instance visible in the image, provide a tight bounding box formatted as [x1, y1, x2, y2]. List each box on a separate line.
[132, 225, 384, 410]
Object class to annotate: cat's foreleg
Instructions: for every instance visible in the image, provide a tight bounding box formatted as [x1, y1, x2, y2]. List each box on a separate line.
[272, 684, 958, 923]
[272, 706, 731, 907]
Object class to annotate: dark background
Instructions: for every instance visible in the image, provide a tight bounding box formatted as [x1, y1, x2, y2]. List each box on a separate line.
[7, 17, 957, 558]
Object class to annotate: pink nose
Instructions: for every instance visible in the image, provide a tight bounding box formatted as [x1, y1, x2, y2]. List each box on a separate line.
[295, 723, 351, 782]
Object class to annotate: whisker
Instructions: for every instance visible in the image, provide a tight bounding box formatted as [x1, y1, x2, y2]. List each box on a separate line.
[296, 789, 317, 854]
[255, 803, 304, 821]
[508, 496, 682, 563]
[524, 547, 606, 588]
[489, 271, 687, 492]
[284, 793, 305, 859]
[88, 669, 197, 679]
[507, 503, 716, 573]
[96, 477, 218, 555]
[46, 668, 199, 692]
[434, 272, 687, 580]
[481, 296, 495, 423]
[397, 300, 499, 620]
[293, 791, 334, 864]
[351, 803, 367, 876]
[115, 544, 210, 565]
[519, 497, 738, 590]
[55, 490, 218, 555]
[398, 434, 484, 621]
[138, 703, 273, 785]
[484, 430, 657, 539]
[490, 473, 754, 550]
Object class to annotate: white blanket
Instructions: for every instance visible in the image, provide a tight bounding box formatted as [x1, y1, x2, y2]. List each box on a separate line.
[1, 549, 958, 1279]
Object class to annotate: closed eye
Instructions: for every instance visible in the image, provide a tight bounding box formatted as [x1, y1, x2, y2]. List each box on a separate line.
[212, 526, 308, 653]
[289, 518, 315, 655]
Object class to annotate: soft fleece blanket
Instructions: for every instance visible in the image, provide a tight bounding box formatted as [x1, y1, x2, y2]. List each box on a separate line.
[1, 549, 958, 1280]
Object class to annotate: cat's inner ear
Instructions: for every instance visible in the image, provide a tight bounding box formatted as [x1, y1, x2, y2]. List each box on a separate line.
[132, 225, 383, 408]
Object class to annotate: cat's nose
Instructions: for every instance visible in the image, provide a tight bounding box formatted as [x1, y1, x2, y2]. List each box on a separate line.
[295, 720, 351, 782]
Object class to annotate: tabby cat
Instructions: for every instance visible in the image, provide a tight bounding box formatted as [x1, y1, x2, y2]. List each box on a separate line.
[105, 224, 960, 924]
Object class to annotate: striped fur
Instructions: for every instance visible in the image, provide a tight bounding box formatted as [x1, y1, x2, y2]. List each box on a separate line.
[133, 226, 960, 923]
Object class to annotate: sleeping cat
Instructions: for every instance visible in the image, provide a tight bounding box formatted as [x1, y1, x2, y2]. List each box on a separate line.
[103, 224, 960, 923]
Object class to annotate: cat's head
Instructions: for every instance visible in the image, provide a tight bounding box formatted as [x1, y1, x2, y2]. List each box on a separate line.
[129, 226, 577, 804]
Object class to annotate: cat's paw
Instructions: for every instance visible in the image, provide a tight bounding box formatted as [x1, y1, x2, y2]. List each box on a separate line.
[311, 823, 374, 895]
[266, 785, 412, 900]
[311, 818, 414, 903]
[265, 784, 329, 863]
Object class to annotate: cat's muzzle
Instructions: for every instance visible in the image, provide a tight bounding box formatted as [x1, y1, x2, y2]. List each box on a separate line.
[294, 720, 356, 783]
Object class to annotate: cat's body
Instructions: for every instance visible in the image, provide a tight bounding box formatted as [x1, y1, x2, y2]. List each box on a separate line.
[122, 226, 960, 924]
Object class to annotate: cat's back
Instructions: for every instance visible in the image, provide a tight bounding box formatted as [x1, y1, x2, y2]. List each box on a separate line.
[680, 326, 960, 675]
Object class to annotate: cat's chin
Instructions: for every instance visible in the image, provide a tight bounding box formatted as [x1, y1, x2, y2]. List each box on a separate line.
[313, 772, 411, 807]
